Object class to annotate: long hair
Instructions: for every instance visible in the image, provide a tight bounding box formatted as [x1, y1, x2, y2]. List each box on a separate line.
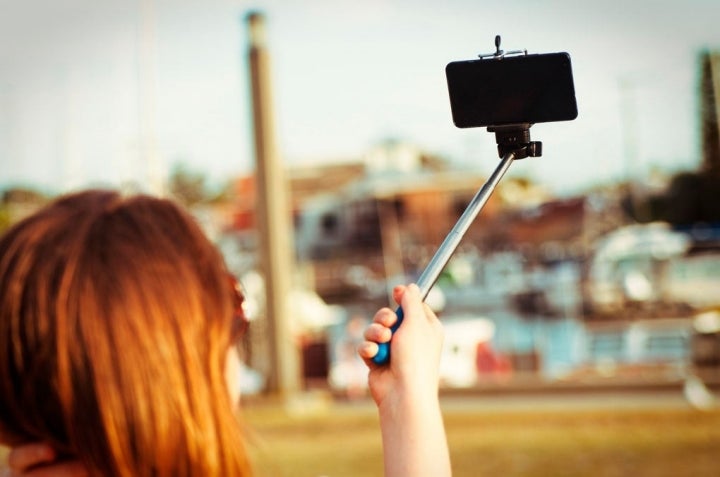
[0, 190, 252, 476]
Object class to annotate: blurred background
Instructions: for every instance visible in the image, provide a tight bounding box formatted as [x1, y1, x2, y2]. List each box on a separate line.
[2, 0, 720, 475]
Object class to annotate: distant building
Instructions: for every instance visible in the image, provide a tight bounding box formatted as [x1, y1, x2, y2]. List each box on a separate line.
[218, 138, 636, 304]
[221, 143, 513, 301]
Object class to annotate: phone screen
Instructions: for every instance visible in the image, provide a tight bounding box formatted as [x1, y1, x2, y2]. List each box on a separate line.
[445, 52, 578, 128]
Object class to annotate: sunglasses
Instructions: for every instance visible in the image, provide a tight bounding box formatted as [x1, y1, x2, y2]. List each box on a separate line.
[229, 274, 250, 341]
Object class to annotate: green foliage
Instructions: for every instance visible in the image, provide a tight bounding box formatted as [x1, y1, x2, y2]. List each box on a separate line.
[168, 163, 208, 206]
[0, 205, 10, 235]
[630, 170, 720, 225]
[0, 186, 49, 235]
[168, 162, 236, 207]
[662, 171, 720, 224]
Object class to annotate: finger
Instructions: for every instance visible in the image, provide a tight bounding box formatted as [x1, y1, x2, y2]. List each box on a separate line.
[363, 323, 392, 344]
[357, 341, 379, 360]
[372, 307, 398, 328]
[8, 444, 56, 472]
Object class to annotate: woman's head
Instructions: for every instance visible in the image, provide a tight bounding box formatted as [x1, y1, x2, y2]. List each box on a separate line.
[0, 190, 251, 476]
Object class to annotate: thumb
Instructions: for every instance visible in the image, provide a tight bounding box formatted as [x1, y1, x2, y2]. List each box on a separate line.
[399, 284, 424, 324]
[391, 285, 407, 306]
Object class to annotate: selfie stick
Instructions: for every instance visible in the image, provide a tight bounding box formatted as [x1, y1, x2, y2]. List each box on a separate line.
[372, 125, 541, 365]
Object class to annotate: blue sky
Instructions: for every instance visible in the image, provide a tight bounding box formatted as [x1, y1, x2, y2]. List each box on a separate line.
[1, 0, 719, 195]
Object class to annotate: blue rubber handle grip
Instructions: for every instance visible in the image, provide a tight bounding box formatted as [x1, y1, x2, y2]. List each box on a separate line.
[371, 306, 404, 365]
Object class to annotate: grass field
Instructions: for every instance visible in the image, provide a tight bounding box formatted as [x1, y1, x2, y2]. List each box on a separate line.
[244, 398, 720, 477]
[2, 396, 718, 476]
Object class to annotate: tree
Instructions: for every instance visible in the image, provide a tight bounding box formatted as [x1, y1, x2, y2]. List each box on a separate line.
[168, 163, 208, 206]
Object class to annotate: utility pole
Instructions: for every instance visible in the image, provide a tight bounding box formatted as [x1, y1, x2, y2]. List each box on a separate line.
[245, 11, 300, 397]
[619, 76, 649, 222]
[700, 51, 720, 174]
[137, 0, 164, 195]
[377, 197, 406, 304]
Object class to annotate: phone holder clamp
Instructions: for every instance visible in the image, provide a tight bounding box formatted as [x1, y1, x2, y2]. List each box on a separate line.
[487, 123, 542, 159]
[478, 35, 527, 60]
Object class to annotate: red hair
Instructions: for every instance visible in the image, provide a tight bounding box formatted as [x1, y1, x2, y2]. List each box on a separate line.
[0, 190, 252, 476]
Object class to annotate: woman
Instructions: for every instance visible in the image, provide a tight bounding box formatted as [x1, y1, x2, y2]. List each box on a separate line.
[1, 190, 450, 476]
[0, 190, 251, 476]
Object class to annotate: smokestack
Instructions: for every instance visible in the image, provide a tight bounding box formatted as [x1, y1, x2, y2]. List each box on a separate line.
[246, 11, 300, 396]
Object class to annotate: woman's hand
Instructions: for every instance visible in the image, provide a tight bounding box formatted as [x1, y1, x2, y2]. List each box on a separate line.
[358, 283, 444, 407]
[5, 443, 87, 477]
[358, 284, 451, 477]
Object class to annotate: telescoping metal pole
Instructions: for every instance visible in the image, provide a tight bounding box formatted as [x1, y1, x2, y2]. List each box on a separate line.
[372, 150, 518, 365]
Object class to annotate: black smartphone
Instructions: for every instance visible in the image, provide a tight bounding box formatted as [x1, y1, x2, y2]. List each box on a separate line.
[445, 52, 578, 128]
